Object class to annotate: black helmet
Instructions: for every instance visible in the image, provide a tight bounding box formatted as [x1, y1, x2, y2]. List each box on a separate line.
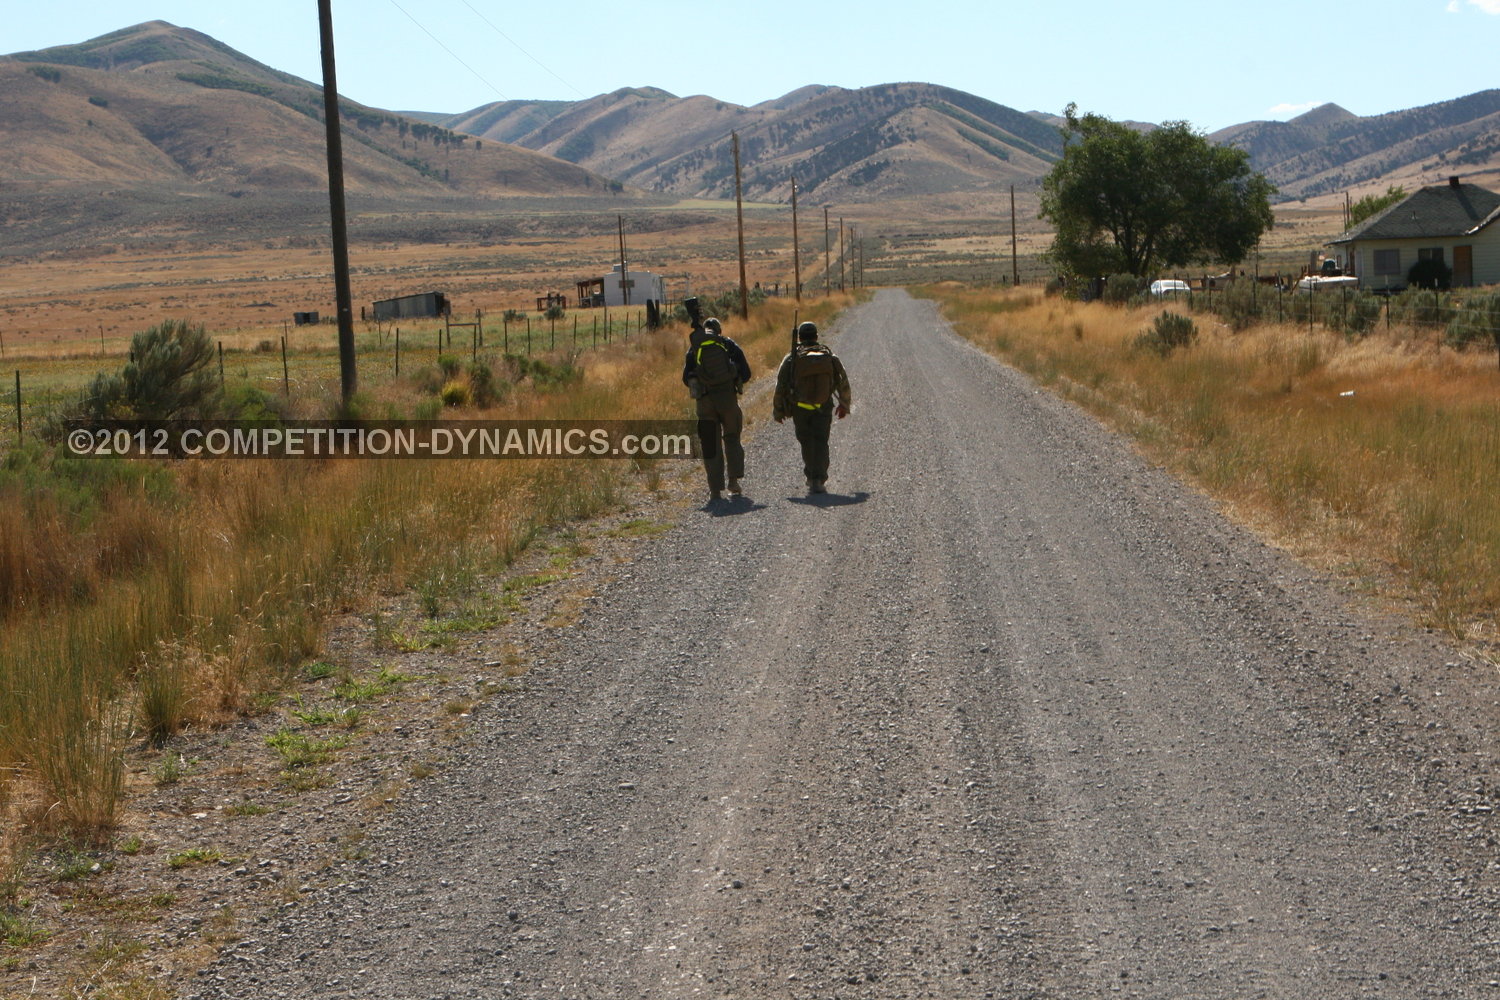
[797, 321, 818, 344]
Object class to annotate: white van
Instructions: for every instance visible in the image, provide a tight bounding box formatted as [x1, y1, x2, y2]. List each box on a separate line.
[1149, 279, 1191, 297]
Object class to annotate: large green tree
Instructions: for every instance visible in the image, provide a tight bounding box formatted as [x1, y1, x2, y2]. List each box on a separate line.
[1040, 105, 1276, 280]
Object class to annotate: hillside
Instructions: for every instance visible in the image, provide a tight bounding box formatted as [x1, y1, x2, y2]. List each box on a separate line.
[4, 20, 1500, 251]
[1211, 91, 1500, 200]
[0, 21, 632, 201]
[439, 82, 1067, 205]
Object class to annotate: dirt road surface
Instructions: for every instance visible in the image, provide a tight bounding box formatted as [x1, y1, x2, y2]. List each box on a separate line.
[192, 289, 1500, 998]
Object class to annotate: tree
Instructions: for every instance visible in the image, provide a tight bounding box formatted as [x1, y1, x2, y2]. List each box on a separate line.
[1348, 185, 1405, 228]
[1040, 105, 1276, 281]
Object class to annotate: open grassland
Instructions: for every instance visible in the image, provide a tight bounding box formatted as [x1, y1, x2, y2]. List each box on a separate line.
[0, 291, 848, 995]
[924, 284, 1500, 648]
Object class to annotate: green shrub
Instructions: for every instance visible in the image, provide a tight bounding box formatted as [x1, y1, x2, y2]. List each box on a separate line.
[74, 319, 220, 422]
[1136, 311, 1198, 356]
[1330, 292, 1383, 337]
[222, 384, 286, 425]
[1216, 280, 1275, 331]
[1102, 273, 1139, 305]
[467, 361, 503, 407]
[1390, 287, 1449, 326]
[439, 380, 471, 407]
[1407, 257, 1452, 291]
[1445, 291, 1500, 350]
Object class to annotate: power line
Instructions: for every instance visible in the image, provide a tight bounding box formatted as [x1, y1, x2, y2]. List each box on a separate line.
[386, 0, 509, 102]
[458, 0, 588, 99]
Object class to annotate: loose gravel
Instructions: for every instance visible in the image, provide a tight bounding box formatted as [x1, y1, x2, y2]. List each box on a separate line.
[188, 289, 1500, 999]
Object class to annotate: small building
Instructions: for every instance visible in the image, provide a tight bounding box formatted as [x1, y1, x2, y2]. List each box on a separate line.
[373, 291, 450, 322]
[1328, 178, 1500, 290]
[575, 263, 666, 308]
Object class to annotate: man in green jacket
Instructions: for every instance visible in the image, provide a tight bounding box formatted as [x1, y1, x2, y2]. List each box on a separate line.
[683, 316, 751, 501]
[773, 322, 851, 494]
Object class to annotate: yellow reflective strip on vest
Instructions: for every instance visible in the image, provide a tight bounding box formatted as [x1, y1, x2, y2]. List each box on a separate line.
[796, 401, 820, 410]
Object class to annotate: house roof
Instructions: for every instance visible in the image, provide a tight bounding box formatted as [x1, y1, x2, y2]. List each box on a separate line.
[1330, 180, 1500, 245]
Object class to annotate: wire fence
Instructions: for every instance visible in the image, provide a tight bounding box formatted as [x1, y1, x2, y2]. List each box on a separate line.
[1120, 278, 1500, 360]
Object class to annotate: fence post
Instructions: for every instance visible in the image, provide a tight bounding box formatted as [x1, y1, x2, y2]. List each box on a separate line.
[394, 329, 400, 378]
[13, 370, 20, 442]
[218, 341, 225, 388]
[526, 317, 531, 355]
[282, 336, 290, 395]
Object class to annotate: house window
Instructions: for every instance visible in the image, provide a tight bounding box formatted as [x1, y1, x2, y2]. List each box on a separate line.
[1373, 249, 1401, 276]
[1418, 247, 1445, 264]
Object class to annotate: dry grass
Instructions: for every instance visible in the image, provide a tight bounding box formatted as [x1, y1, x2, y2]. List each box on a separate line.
[927, 284, 1500, 644]
[0, 291, 842, 871]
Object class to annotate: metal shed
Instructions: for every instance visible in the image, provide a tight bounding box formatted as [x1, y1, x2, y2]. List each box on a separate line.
[373, 291, 450, 322]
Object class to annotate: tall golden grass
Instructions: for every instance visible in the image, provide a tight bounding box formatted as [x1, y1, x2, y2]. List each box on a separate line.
[0, 296, 842, 853]
[927, 284, 1500, 641]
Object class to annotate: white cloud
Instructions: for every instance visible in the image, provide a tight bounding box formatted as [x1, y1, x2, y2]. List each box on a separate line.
[1468, 0, 1500, 12]
[1268, 101, 1322, 117]
[1447, 0, 1461, 11]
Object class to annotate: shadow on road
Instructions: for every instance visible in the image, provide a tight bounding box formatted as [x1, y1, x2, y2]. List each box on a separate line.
[703, 496, 770, 517]
[786, 491, 870, 509]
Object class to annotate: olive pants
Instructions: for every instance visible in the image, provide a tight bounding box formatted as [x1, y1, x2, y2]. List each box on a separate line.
[695, 388, 744, 492]
[791, 405, 834, 484]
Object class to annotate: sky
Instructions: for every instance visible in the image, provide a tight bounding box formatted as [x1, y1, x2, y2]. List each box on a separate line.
[6, 0, 1498, 134]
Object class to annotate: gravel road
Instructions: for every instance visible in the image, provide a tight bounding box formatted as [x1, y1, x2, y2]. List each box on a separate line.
[193, 289, 1500, 998]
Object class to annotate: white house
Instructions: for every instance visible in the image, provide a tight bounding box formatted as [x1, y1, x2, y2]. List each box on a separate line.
[1328, 177, 1500, 290]
[577, 263, 667, 308]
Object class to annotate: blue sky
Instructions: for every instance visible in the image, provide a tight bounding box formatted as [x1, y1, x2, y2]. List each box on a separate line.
[7, 0, 1497, 133]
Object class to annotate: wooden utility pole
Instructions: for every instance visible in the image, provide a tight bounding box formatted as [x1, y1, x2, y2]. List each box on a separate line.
[732, 133, 749, 319]
[318, 0, 357, 407]
[847, 226, 855, 289]
[617, 215, 630, 306]
[1011, 185, 1020, 287]
[823, 207, 831, 297]
[791, 176, 802, 302]
[839, 217, 846, 293]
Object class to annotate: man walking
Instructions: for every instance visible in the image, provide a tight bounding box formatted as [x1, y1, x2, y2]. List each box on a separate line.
[773, 321, 851, 494]
[683, 315, 751, 501]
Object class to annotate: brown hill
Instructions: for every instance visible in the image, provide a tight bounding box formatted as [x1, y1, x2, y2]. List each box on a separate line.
[439, 82, 1067, 206]
[1211, 92, 1500, 200]
[0, 21, 632, 200]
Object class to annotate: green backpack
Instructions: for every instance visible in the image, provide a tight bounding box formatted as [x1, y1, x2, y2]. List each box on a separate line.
[694, 337, 738, 391]
[794, 345, 835, 406]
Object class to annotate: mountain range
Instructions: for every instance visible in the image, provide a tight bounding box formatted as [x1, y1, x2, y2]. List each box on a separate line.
[4, 21, 1500, 234]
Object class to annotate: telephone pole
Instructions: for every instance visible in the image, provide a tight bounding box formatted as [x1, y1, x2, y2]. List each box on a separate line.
[318, 0, 357, 407]
[1010, 185, 1020, 287]
[823, 206, 831, 297]
[732, 133, 749, 320]
[791, 176, 802, 302]
[839, 217, 846, 293]
[617, 215, 630, 306]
